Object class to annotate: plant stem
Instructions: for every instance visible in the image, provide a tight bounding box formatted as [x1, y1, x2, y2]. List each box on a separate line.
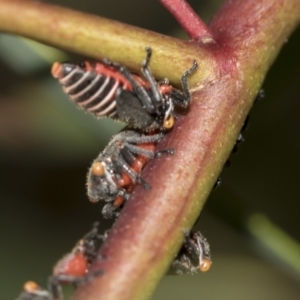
[0, 0, 215, 84]
[160, 0, 215, 41]
[0, 1, 299, 300]
[72, 1, 300, 300]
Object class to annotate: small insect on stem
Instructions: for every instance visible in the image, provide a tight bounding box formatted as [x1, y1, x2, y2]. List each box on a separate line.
[171, 231, 212, 275]
[16, 223, 105, 300]
[48, 222, 104, 299]
[52, 48, 197, 132]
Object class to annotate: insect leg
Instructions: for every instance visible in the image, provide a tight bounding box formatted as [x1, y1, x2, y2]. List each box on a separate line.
[140, 47, 163, 106]
[175, 60, 198, 108]
[103, 58, 156, 113]
[114, 131, 164, 144]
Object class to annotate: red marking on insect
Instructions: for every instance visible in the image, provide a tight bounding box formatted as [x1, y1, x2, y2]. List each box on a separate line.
[53, 250, 88, 278]
[117, 142, 155, 188]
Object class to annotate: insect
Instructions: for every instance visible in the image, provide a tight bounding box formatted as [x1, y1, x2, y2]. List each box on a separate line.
[16, 281, 52, 300]
[52, 47, 197, 132]
[171, 231, 212, 275]
[16, 224, 104, 300]
[87, 129, 174, 218]
[48, 222, 104, 300]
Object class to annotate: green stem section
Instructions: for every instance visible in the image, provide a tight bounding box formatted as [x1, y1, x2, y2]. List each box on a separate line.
[0, 1, 299, 300]
[0, 0, 215, 84]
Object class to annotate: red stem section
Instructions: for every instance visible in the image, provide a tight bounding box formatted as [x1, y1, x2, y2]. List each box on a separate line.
[160, 0, 214, 41]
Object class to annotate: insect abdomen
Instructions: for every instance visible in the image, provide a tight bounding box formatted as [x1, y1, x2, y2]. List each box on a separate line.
[52, 62, 129, 117]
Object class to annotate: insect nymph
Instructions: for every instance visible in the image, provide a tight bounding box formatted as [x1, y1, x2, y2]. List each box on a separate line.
[172, 231, 212, 275]
[52, 47, 197, 132]
[87, 129, 173, 218]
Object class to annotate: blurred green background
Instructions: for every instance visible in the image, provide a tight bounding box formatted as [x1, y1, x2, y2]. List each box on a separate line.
[1, 0, 300, 299]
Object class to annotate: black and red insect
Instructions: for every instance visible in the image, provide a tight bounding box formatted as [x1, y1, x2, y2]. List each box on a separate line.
[87, 129, 173, 218]
[16, 223, 104, 300]
[48, 222, 104, 300]
[171, 231, 212, 275]
[52, 47, 197, 132]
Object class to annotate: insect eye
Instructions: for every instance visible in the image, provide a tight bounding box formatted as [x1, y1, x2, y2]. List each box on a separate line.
[51, 62, 62, 78]
[23, 281, 39, 292]
[199, 258, 212, 272]
[163, 115, 174, 129]
[91, 162, 105, 176]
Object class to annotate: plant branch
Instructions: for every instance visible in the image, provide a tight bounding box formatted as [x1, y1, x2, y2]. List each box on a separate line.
[0, 0, 216, 85]
[1, 1, 299, 300]
[160, 0, 215, 41]
[72, 1, 299, 300]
